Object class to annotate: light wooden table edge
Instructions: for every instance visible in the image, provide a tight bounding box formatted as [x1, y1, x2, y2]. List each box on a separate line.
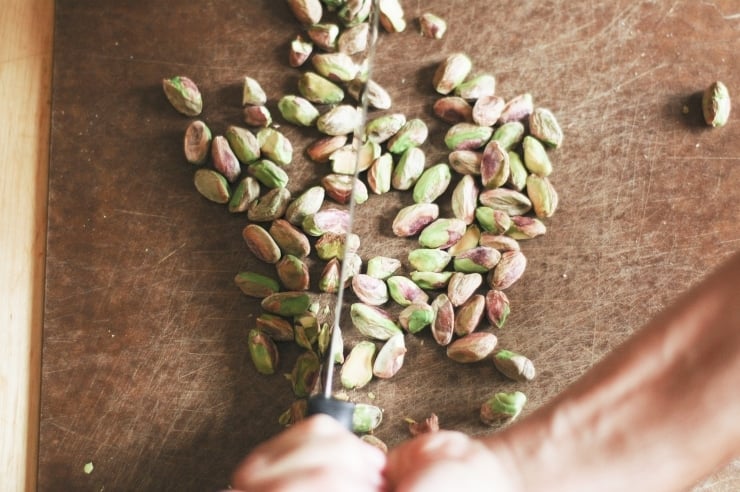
[0, 1, 54, 491]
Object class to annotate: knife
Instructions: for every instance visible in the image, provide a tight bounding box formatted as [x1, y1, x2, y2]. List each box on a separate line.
[306, 0, 381, 430]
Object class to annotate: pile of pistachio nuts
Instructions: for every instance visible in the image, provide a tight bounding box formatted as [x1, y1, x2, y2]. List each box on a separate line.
[162, 0, 564, 442]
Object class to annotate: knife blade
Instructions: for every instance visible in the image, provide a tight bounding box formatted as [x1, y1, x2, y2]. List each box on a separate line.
[306, 0, 381, 430]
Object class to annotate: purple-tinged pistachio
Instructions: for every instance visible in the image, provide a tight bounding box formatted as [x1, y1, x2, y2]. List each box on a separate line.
[433, 53, 472, 95]
[529, 107, 563, 147]
[256, 313, 294, 342]
[319, 258, 341, 293]
[287, 0, 323, 25]
[456, 74, 496, 101]
[315, 231, 360, 260]
[480, 139, 510, 189]
[247, 159, 289, 189]
[447, 332, 498, 363]
[410, 271, 453, 290]
[284, 186, 325, 226]
[248, 187, 292, 222]
[279, 399, 308, 427]
[507, 150, 527, 191]
[387, 119, 429, 154]
[276, 254, 310, 291]
[492, 121, 525, 151]
[455, 294, 485, 336]
[447, 271, 483, 307]
[526, 174, 559, 218]
[234, 271, 280, 298]
[703, 81, 731, 128]
[352, 273, 389, 306]
[248, 329, 279, 375]
[350, 303, 402, 340]
[485, 289, 510, 328]
[479, 188, 532, 216]
[379, 0, 407, 32]
[448, 224, 482, 256]
[413, 163, 452, 204]
[367, 153, 393, 195]
[211, 135, 241, 183]
[493, 350, 536, 382]
[299, 72, 345, 105]
[294, 312, 319, 350]
[307, 22, 340, 51]
[499, 93, 534, 123]
[408, 248, 451, 273]
[361, 434, 388, 453]
[366, 256, 402, 280]
[262, 291, 312, 318]
[162, 75, 202, 116]
[257, 128, 293, 166]
[522, 135, 552, 177]
[338, 22, 369, 55]
[269, 219, 311, 258]
[339, 340, 376, 389]
[366, 113, 406, 143]
[480, 391, 527, 425]
[431, 294, 455, 346]
[475, 207, 512, 234]
[312, 52, 359, 82]
[479, 232, 521, 252]
[507, 216, 547, 240]
[287, 351, 320, 397]
[451, 175, 479, 225]
[352, 403, 383, 433]
[419, 12, 447, 39]
[448, 149, 482, 175]
[419, 218, 467, 249]
[472, 95, 506, 127]
[243, 224, 281, 263]
[373, 333, 406, 378]
[302, 208, 351, 236]
[321, 174, 369, 204]
[278, 95, 320, 127]
[444, 123, 493, 151]
[398, 303, 435, 333]
[317, 104, 362, 136]
[391, 147, 426, 190]
[307, 135, 348, 163]
[243, 105, 272, 127]
[489, 250, 527, 290]
[433, 96, 473, 124]
[392, 202, 439, 237]
[348, 78, 393, 110]
[184, 120, 211, 165]
[289, 35, 314, 68]
[194, 168, 230, 204]
[226, 125, 261, 164]
[387, 275, 429, 306]
[242, 76, 267, 106]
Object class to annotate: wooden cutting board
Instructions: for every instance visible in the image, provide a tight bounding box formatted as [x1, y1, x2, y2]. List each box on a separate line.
[40, 1, 740, 490]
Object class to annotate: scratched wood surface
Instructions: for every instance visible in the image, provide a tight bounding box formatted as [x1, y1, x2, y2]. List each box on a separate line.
[40, 1, 740, 490]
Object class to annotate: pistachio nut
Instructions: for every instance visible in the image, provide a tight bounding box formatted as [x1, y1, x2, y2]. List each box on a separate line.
[315, 231, 360, 260]
[489, 250, 527, 290]
[387, 275, 429, 306]
[447, 271, 483, 307]
[480, 139, 510, 189]
[446, 332, 498, 363]
[347, 78, 393, 110]
[234, 271, 280, 298]
[478, 232, 521, 252]
[193, 168, 230, 204]
[279, 399, 307, 427]
[474, 207, 511, 234]
[243, 105, 273, 127]
[367, 153, 393, 194]
[378, 0, 407, 33]
[352, 403, 383, 433]
[408, 248, 451, 273]
[243, 224, 282, 264]
[276, 254, 310, 291]
[447, 224, 482, 256]
[433, 96, 473, 124]
[247, 159, 289, 189]
[391, 147, 426, 190]
[522, 135, 552, 177]
[409, 271, 453, 290]
[433, 53, 472, 95]
[387, 119, 429, 154]
[472, 95, 506, 127]
[365, 113, 406, 143]
[338, 22, 369, 55]
[444, 123, 493, 151]
[226, 125, 261, 164]
[184, 120, 212, 165]
[340, 341, 376, 389]
[350, 303, 402, 340]
[526, 174, 559, 218]
[412, 163, 452, 204]
[703, 81, 731, 127]
[289, 35, 314, 68]
[261, 291, 311, 317]
[293, 312, 319, 350]
[492, 121, 525, 151]
[431, 293, 455, 346]
[507, 216, 547, 240]
[454, 294, 485, 336]
[352, 273, 390, 306]
[480, 391, 527, 425]
[406, 413, 440, 436]
[507, 150, 527, 191]
[451, 175, 479, 225]
[338, 0, 372, 26]
[211, 135, 242, 183]
[529, 107, 563, 147]
[478, 188, 532, 216]
[493, 349, 536, 382]
[319, 258, 341, 293]
[287, 0, 323, 25]
[278, 95, 320, 127]
[248, 329, 279, 375]
[321, 173, 369, 204]
[418, 218, 467, 249]
[284, 186, 325, 226]
[247, 187, 292, 222]
[498, 93, 534, 123]
[298, 72, 345, 105]
[373, 333, 406, 378]
[302, 208, 351, 236]
[162, 75, 202, 116]
[392, 202, 439, 237]
[307, 22, 340, 51]
[448, 149, 482, 175]
[419, 12, 447, 39]
[485, 289, 510, 328]
[256, 313, 294, 342]
[398, 302, 435, 334]
[269, 219, 311, 258]
[312, 52, 359, 82]
[257, 128, 293, 166]
[366, 256, 402, 280]
[317, 104, 362, 136]
[287, 350, 320, 397]
[242, 76, 267, 106]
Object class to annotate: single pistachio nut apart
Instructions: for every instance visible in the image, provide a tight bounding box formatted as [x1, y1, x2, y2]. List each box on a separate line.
[211, 135, 242, 183]
[433, 53, 473, 95]
[352, 403, 383, 433]
[261, 291, 312, 317]
[450, 175, 479, 225]
[193, 168, 230, 204]
[493, 349, 536, 382]
[338, 0, 372, 26]
[526, 174, 559, 218]
[387, 275, 429, 306]
[348, 78, 393, 110]
[321, 174, 369, 205]
[419, 12, 447, 39]
[702, 81, 731, 127]
[184, 120, 212, 165]
[243, 224, 282, 263]
[293, 313, 319, 351]
[431, 294, 455, 346]
[454, 294, 486, 336]
[234, 271, 281, 298]
[480, 391, 527, 425]
[341, 341, 376, 389]
[529, 107, 564, 147]
[162, 75, 202, 116]
[489, 250, 527, 290]
[433, 96, 473, 124]
[485, 289, 510, 328]
[242, 76, 267, 106]
[248, 329, 279, 375]
[373, 333, 406, 378]
[446, 332, 498, 363]
[350, 303, 402, 340]
[366, 256, 402, 280]
[398, 303, 435, 333]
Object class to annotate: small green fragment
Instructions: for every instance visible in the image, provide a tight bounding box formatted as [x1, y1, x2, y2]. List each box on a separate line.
[83, 462, 94, 474]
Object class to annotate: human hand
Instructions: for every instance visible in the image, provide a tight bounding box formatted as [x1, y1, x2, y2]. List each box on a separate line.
[384, 430, 517, 492]
[230, 414, 387, 492]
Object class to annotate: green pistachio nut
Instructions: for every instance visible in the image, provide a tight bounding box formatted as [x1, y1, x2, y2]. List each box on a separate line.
[193, 168, 230, 204]
[410, 270, 453, 290]
[526, 174, 558, 218]
[257, 128, 293, 166]
[256, 313, 294, 342]
[489, 250, 527, 290]
[431, 294, 455, 346]
[454, 294, 485, 336]
[317, 104, 361, 136]
[229, 176, 261, 213]
[278, 95, 320, 127]
[298, 72, 345, 104]
[352, 273, 389, 306]
[352, 403, 383, 433]
[350, 303, 402, 340]
[340, 341, 376, 389]
[234, 271, 280, 298]
[367, 153, 393, 195]
[247, 187, 292, 222]
[529, 107, 563, 147]
[444, 123, 493, 151]
[269, 219, 311, 258]
[398, 303, 435, 333]
[446, 332, 498, 363]
[261, 291, 312, 317]
[284, 186, 325, 226]
[446, 272, 483, 307]
[433, 53, 472, 95]
[366, 256, 402, 280]
[276, 254, 310, 292]
[493, 349, 536, 382]
[478, 188, 532, 216]
[506, 150, 527, 191]
[418, 218, 467, 249]
[480, 391, 527, 425]
[312, 52, 359, 82]
[242, 76, 267, 106]
[365, 113, 406, 144]
[391, 147, 426, 190]
[211, 135, 242, 183]
[387, 119, 428, 154]
[408, 248, 451, 273]
[492, 121, 525, 151]
[162, 75, 202, 116]
[522, 135, 552, 177]
[373, 333, 406, 378]
[293, 312, 319, 350]
[412, 163, 452, 204]
[387, 275, 429, 306]
[485, 289, 510, 328]
[287, 351, 320, 397]
[419, 12, 447, 39]
[248, 329, 279, 375]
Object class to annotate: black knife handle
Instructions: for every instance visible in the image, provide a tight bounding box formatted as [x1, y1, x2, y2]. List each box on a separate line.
[306, 395, 356, 431]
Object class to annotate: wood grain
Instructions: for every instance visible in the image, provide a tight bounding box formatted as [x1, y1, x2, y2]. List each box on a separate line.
[0, 0, 53, 491]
